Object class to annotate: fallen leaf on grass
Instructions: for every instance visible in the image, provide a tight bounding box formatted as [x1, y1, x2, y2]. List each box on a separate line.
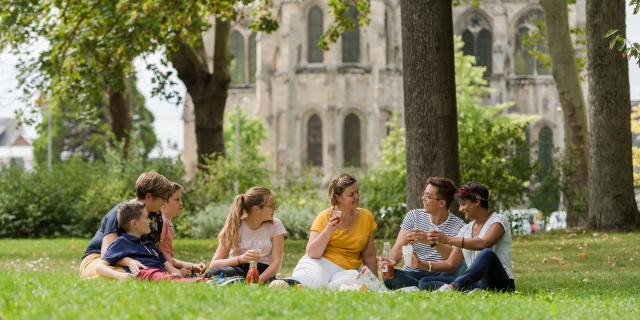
[551, 256, 568, 265]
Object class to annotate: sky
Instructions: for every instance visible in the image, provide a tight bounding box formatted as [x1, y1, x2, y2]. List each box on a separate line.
[0, 7, 639, 154]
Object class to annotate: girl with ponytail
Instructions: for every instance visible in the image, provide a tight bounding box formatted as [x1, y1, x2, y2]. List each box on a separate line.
[205, 187, 287, 283]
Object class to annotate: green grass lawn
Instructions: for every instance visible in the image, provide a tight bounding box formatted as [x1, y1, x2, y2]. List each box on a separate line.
[1, 231, 639, 319]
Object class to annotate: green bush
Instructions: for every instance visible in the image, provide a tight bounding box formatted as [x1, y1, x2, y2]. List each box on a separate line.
[190, 168, 327, 240]
[190, 201, 322, 240]
[0, 158, 95, 237]
[0, 148, 185, 238]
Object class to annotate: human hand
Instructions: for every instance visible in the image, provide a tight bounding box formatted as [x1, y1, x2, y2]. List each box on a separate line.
[192, 263, 206, 274]
[327, 215, 341, 230]
[377, 256, 397, 266]
[117, 272, 135, 281]
[411, 230, 429, 244]
[427, 230, 448, 245]
[240, 249, 261, 264]
[125, 259, 147, 276]
[406, 230, 416, 244]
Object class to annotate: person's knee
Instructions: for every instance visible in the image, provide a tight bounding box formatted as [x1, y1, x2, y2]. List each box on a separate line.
[478, 248, 496, 258]
[291, 258, 325, 288]
[205, 267, 238, 278]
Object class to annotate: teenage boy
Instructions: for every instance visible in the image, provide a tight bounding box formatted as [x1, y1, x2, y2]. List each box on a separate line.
[79, 171, 172, 279]
[159, 182, 206, 276]
[96, 201, 199, 282]
[382, 177, 466, 289]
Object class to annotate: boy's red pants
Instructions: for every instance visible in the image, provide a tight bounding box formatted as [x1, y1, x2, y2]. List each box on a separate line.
[137, 268, 203, 283]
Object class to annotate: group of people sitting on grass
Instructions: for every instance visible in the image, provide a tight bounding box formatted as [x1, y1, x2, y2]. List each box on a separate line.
[79, 171, 514, 293]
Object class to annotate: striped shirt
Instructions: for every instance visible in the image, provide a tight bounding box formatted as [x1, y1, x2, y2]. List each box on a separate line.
[400, 209, 465, 272]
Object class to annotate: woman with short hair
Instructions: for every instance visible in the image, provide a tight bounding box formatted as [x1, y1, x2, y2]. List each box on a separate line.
[416, 182, 515, 292]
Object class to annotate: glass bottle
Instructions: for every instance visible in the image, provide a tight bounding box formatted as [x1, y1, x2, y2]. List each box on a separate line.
[246, 260, 260, 285]
[381, 241, 395, 279]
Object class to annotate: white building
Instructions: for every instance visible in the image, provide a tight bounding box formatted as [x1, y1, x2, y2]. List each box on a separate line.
[183, 0, 587, 178]
[0, 118, 33, 170]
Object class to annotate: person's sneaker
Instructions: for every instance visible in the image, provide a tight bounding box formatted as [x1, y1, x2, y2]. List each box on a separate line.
[434, 284, 454, 293]
[466, 288, 483, 295]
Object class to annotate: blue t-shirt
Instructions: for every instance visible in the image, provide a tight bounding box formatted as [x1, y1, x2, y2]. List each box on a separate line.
[102, 233, 167, 272]
[82, 201, 163, 259]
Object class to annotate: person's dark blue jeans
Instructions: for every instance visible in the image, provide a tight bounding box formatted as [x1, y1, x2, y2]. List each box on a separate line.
[385, 261, 467, 290]
[420, 248, 515, 292]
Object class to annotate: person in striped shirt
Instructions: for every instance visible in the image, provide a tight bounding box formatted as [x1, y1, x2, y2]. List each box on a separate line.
[382, 177, 466, 290]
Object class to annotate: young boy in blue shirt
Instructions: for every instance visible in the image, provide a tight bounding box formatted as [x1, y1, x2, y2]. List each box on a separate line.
[96, 201, 201, 282]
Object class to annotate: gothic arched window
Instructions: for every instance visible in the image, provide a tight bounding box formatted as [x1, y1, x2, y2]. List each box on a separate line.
[460, 11, 493, 79]
[343, 113, 361, 167]
[230, 31, 245, 84]
[515, 9, 550, 76]
[307, 114, 323, 167]
[249, 33, 257, 83]
[308, 6, 324, 63]
[538, 126, 553, 178]
[342, 7, 360, 63]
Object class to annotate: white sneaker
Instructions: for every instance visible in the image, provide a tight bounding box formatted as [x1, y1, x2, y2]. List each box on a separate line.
[466, 288, 482, 295]
[434, 284, 454, 293]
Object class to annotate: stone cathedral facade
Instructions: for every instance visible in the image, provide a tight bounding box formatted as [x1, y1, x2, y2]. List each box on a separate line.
[183, 0, 587, 178]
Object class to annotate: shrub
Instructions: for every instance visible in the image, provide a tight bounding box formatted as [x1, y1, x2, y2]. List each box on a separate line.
[0, 148, 185, 238]
[190, 201, 322, 240]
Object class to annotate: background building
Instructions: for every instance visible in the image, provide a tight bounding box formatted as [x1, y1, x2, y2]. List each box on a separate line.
[0, 118, 33, 170]
[184, 0, 588, 178]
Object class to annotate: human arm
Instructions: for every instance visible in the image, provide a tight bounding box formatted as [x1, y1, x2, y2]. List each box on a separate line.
[305, 216, 340, 259]
[170, 258, 206, 276]
[361, 232, 378, 274]
[164, 261, 182, 276]
[410, 247, 464, 273]
[408, 229, 455, 259]
[208, 241, 260, 270]
[100, 233, 145, 275]
[428, 223, 505, 251]
[96, 259, 134, 281]
[258, 234, 285, 283]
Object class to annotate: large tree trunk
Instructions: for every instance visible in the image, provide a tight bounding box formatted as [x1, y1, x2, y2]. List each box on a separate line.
[170, 19, 231, 165]
[586, 0, 640, 231]
[400, 0, 459, 210]
[107, 79, 133, 154]
[540, 0, 590, 228]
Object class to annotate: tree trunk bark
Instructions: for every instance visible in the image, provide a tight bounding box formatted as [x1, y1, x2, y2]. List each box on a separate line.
[540, 0, 590, 228]
[400, 0, 460, 210]
[107, 79, 133, 155]
[170, 19, 231, 165]
[586, 0, 640, 230]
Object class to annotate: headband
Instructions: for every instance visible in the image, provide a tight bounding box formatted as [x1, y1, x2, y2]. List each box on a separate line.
[456, 188, 488, 202]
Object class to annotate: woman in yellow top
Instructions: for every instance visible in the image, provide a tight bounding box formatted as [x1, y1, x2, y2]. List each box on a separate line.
[291, 173, 378, 289]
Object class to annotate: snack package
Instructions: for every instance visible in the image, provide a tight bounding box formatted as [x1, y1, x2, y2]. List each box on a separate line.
[355, 266, 389, 292]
